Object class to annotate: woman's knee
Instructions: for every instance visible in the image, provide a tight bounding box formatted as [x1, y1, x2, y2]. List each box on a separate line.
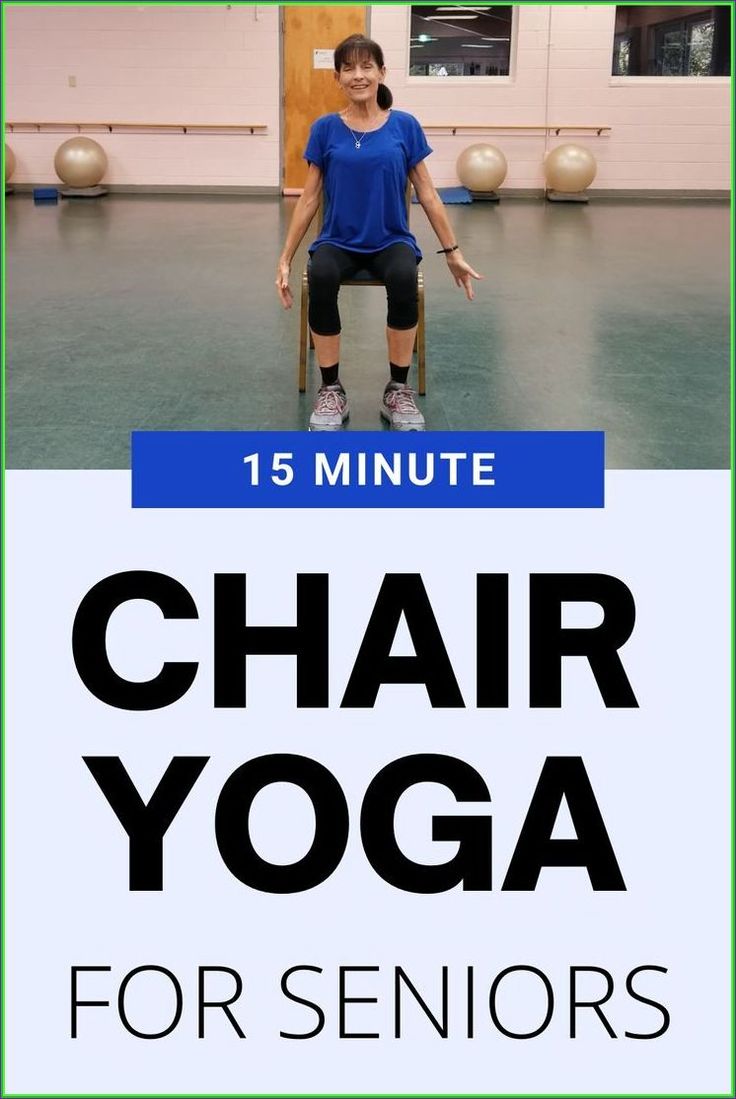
[308, 257, 341, 334]
[308, 268, 340, 297]
[385, 271, 418, 328]
[383, 251, 418, 297]
[308, 249, 342, 294]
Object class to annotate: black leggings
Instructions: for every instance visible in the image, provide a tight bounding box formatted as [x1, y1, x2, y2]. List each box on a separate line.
[308, 242, 419, 336]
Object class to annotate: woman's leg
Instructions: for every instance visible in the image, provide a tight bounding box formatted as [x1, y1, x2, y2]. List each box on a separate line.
[386, 325, 418, 368]
[308, 245, 355, 367]
[371, 243, 420, 369]
[313, 332, 341, 368]
[307, 245, 357, 430]
[369, 244, 424, 429]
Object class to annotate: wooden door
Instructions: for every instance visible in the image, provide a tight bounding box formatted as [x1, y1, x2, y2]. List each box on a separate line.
[282, 5, 366, 193]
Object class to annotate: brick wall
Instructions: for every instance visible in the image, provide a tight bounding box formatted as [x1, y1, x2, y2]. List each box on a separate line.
[371, 3, 730, 190]
[5, 4, 281, 188]
[5, 4, 730, 191]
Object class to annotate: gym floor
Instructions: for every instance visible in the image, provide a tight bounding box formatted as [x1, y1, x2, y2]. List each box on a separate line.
[5, 192, 729, 469]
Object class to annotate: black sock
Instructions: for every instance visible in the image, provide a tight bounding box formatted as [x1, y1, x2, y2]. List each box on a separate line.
[390, 362, 410, 384]
[319, 364, 340, 387]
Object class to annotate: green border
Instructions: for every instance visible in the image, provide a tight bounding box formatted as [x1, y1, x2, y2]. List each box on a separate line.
[1, 1, 734, 1097]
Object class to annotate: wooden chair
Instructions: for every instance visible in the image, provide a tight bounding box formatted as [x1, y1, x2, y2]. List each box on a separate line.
[298, 183, 426, 394]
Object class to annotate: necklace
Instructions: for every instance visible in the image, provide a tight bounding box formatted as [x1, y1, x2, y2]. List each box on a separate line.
[347, 125, 368, 149]
[342, 111, 388, 149]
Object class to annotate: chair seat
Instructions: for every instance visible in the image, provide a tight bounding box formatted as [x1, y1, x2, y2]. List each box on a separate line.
[305, 258, 388, 286]
[342, 269, 382, 285]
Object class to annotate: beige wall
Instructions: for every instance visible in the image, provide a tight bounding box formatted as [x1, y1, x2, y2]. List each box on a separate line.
[5, 4, 281, 188]
[373, 3, 730, 190]
[5, 3, 731, 191]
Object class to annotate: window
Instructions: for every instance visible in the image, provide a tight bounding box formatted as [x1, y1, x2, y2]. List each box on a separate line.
[612, 6, 730, 76]
[409, 5, 513, 77]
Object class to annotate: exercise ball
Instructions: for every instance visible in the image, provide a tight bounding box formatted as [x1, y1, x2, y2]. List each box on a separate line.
[544, 144, 596, 193]
[54, 137, 107, 187]
[456, 143, 507, 192]
[5, 145, 15, 182]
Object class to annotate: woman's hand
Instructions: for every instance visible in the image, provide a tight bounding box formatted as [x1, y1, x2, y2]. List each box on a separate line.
[446, 250, 484, 301]
[275, 258, 293, 309]
[407, 163, 483, 300]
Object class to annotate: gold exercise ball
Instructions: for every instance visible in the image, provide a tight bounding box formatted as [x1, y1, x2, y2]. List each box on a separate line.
[54, 136, 108, 187]
[544, 144, 597, 193]
[456, 143, 507, 192]
[5, 145, 16, 182]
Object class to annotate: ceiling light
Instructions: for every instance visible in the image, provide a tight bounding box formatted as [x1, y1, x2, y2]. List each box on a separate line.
[461, 43, 493, 47]
[424, 15, 479, 20]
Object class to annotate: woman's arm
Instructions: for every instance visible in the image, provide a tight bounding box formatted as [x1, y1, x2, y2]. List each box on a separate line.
[409, 160, 483, 301]
[275, 163, 323, 309]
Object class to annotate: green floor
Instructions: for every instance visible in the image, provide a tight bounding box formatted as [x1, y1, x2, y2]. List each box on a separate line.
[5, 192, 730, 468]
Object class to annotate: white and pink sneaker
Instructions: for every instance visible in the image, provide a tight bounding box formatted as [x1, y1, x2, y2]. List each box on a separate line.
[380, 381, 425, 431]
[309, 383, 349, 431]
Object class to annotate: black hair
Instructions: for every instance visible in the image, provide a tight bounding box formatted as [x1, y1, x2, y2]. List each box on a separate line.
[333, 34, 394, 110]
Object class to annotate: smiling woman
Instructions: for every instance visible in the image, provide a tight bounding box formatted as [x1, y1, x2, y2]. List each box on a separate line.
[275, 34, 483, 433]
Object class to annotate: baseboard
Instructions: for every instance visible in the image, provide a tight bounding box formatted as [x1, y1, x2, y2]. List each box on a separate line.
[7, 183, 729, 202]
[498, 187, 729, 201]
[584, 188, 730, 201]
[497, 188, 546, 199]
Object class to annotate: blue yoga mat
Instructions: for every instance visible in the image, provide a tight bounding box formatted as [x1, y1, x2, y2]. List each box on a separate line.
[412, 186, 472, 204]
[33, 187, 59, 204]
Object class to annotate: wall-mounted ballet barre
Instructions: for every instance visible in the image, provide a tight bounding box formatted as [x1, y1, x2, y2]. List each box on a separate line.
[6, 121, 607, 137]
[6, 122, 268, 134]
[424, 124, 611, 136]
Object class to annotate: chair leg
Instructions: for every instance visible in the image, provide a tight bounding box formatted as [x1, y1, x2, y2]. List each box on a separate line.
[299, 271, 309, 392]
[417, 271, 426, 395]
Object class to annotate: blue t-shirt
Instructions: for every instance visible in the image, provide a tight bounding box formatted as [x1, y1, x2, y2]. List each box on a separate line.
[304, 109, 432, 258]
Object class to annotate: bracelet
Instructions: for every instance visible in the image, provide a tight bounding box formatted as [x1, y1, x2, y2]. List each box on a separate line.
[436, 244, 459, 255]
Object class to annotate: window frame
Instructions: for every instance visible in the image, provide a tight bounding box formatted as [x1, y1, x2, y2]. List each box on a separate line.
[608, 3, 730, 82]
[405, 3, 518, 85]
[653, 12, 714, 76]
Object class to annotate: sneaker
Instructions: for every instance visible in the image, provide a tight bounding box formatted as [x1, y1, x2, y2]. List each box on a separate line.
[309, 383, 349, 431]
[381, 381, 425, 431]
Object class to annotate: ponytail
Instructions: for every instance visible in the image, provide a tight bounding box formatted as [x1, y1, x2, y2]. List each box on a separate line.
[377, 84, 393, 110]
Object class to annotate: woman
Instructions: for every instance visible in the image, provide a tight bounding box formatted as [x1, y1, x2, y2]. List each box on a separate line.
[276, 34, 483, 431]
